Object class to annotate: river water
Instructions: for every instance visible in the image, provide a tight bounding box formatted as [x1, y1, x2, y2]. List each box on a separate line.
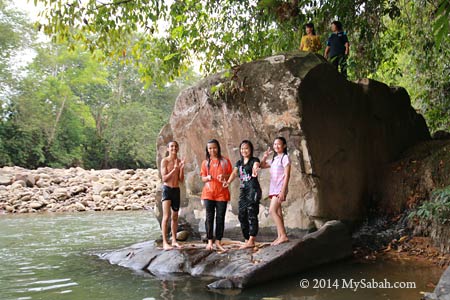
[0, 211, 443, 300]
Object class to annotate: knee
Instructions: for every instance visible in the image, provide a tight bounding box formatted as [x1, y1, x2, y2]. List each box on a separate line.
[162, 214, 170, 223]
[269, 206, 277, 216]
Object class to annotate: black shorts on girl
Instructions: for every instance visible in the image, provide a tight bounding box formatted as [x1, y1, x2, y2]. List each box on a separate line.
[161, 185, 181, 211]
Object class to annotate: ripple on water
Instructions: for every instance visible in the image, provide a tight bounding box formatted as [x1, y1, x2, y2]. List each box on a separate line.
[25, 281, 78, 292]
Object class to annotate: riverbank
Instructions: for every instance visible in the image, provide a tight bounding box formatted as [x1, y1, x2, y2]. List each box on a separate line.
[2, 165, 449, 272]
[0, 166, 159, 213]
[352, 213, 450, 270]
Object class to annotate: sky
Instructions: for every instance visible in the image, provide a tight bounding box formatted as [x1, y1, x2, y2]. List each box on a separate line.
[13, 0, 43, 20]
[7, 0, 46, 75]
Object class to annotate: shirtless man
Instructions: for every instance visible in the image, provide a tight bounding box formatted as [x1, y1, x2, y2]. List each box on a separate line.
[160, 141, 185, 250]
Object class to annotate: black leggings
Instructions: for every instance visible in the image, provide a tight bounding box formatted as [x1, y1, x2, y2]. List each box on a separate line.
[238, 186, 261, 239]
[204, 200, 227, 241]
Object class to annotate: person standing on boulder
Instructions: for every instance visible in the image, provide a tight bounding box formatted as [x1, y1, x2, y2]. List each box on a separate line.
[160, 141, 185, 250]
[224, 140, 262, 249]
[200, 139, 232, 251]
[260, 137, 291, 245]
[299, 22, 322, 53]
[324, 20, 350, 78]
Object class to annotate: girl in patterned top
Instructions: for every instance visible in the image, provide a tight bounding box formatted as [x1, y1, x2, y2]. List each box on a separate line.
[225, 140, 262, 249]
[299, 23, 322, 53]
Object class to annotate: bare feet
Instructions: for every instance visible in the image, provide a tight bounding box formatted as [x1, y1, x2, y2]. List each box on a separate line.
[272, 235, 289, 246]
[163, 242, 174, 250]
[205, 241, 214, 251]
[215, 240, 226, 252]
[239, 242, 255, 249]
[239, 236, 256, 249]
[270, 236, 280, 246]
[171, 241, 182, 248]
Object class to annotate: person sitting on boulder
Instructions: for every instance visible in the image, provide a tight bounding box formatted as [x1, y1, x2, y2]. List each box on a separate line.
[260, 137, 291, 245]
[224, 140, 262, 249]
[160, 141, 185, 250]
[200, 139, 232, 251]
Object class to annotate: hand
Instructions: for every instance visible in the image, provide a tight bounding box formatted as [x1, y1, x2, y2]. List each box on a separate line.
[263, 147, 272, 160]
[222, 181, 229, 188]
[206, 175, 212, 181]
[278, 191, 286, 202]
[252, 167, 260, 177]
[179, 159, 185, 170]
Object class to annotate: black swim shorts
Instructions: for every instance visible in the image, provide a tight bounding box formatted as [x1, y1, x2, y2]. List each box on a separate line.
[161, 185, 181, 211]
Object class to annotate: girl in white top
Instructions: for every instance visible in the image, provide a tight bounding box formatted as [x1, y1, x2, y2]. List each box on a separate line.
[260, 137, 291, 245]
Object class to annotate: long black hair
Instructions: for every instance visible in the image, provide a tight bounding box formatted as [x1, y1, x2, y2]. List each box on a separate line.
[205, 139, 222, 166]
[239, 140, 254, 164]
[272, 136, 288, 162]
[205, 139, 222, 160]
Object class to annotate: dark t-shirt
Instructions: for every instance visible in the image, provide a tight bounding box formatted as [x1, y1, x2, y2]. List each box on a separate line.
[326, 31, 349, 58]
[235, 157, 260, 189]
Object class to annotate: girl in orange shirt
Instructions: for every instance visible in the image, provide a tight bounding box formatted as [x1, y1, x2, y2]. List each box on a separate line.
[200, 139, 232, 251]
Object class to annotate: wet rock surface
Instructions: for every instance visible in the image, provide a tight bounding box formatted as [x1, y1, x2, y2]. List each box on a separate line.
[100, 220, 352, 289]
[423, 265, 450, 300]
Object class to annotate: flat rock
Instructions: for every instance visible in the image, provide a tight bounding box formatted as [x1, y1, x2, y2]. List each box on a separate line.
[423, 265, 450, 300]
[100, 220, 351, 289]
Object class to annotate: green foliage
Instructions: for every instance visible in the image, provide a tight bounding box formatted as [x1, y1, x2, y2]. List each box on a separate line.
[371, 0, 450, 132]
[434, 0, 450, 47]
[1, 0, 449, 169]
[0, 0, 34, 96]
[409, 186, 450, 225]
[0, 1, 199, 170]
[29, 0, 450, 131]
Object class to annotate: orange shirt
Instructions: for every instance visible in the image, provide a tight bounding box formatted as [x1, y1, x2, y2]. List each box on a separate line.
[200, 157, 232, 201]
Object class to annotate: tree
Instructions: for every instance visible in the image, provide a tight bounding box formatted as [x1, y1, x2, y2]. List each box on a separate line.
[0, 0, 34, 97]
[33, 0, 449, 79]
[372, 0, 450, 131]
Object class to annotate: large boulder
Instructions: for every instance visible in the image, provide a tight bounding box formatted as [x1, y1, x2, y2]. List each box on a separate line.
[100, 220, 352, 289]
[156, 52, 430, 236]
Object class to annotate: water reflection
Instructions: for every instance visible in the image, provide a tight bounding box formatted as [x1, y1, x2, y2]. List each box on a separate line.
[160, 280, 176, 300]
[0, 211, 444, 300]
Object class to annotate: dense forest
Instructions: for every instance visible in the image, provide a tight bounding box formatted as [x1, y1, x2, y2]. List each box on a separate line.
[0, 0, 199, 169]
[0, 0, 449, 169]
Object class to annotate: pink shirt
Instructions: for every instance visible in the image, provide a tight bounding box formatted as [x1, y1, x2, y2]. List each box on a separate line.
[268, 154, 290, 196]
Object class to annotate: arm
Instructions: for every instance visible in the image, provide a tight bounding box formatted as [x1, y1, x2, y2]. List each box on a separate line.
[344, 42, 350, 56]
[201, 175, 211, 183]
[324, 46, 330, 60]
[178, 158, 185, 182]
[277, 164, 291, 202]
[252, 161, 260, 177]
[224, 167, 238, 187]
[200, 161, 211, 183]
[259, 147, 272, 169]
[161, 158, 179, 182]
